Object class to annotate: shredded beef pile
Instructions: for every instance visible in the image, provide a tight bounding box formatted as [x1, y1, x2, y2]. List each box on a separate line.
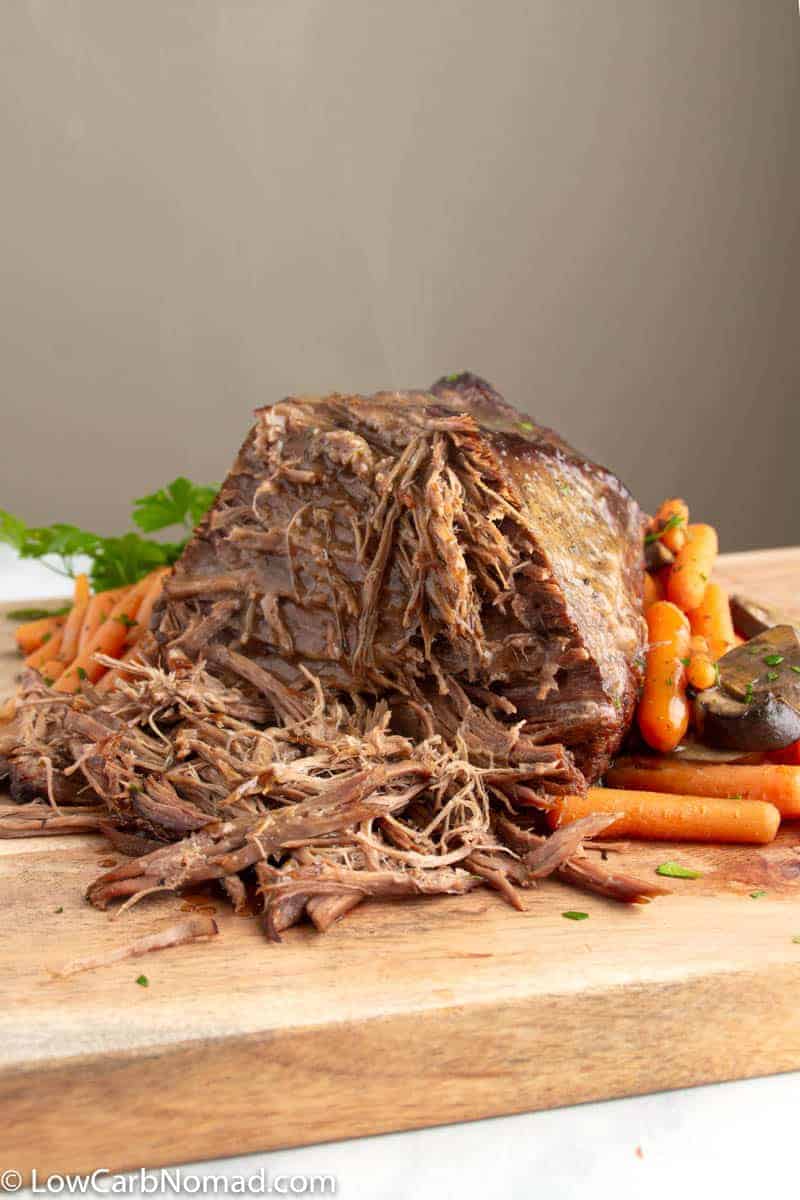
[0, 375, 663, 938]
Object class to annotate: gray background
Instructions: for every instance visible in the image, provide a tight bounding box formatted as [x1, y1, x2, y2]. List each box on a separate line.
[2, 1, 798, 549]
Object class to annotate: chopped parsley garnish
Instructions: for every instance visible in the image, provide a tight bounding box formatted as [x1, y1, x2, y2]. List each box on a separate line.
[744, 681, 755, 705]
[136, 974, 149, 987]
[644, 513, 684, 545]
[42, 676, 53, 687]
[656, 861, 702, 879]
[764, 654, 784, 666]
[766, 671, 779, 683]
[792, 666, 800, 676]
[518, 421, 535, 433]
[76, 667, 87, 681]
[562, 911, 589, 921]
[114, 613, 137, 629]
[680, 657, 690, 667]
[41, 631, 51, 644]
[749, 891, 767, 899]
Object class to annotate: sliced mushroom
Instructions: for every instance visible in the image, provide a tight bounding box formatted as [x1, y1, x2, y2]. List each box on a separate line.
[693, 688, 800, 752]
[671, 737, 764, 765]
[719, 626, 800, 708]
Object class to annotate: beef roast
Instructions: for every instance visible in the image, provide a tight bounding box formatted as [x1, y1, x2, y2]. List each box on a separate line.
[152, 373, 645, 789]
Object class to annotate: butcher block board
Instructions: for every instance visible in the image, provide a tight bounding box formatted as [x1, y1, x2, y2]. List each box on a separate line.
[2, 547, 800, 1180]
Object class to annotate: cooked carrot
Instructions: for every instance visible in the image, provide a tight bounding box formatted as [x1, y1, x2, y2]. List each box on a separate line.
[643, 572, 662, 611]
[606, 758, 800, 819]
[55, 579, 150, 693]
[686, 634, 717, 691]
[77, 587, 130, 654]
[15, 614, 67, 656]
[688, 581, 736, 660]
[638, 601, 691, 753]
[72, 572, 90, 609]
[24, 628, 64, 670]
[667, 523, 718, 613]
[60, 598, 88, 664]
[651, 498, 689, 555]
[126, 568, 169, 645]
[39, 658, 66, 684]
[550, 787, 780, 845]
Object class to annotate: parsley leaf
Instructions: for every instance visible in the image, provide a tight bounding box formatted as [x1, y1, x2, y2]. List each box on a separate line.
[3, 476, 217, 598]
[136, 974, 149, 987]
[133, 477, 217, 533]
[656, 861, 702, 879]
[562, 910, 590, 921]
[89, 534, 184, 592]
[750, 890, 767, 899]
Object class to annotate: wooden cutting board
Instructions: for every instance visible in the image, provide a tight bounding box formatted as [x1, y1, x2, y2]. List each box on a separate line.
[2, 547, 800, 1180]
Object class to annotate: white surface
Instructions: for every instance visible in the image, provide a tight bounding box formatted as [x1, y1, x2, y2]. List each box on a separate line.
[3, 544, 797, 1199]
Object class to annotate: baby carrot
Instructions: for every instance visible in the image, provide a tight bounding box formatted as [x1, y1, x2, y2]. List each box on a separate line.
[606, 758, 800, 819]
[688, 582, 736, 660]
[55, 579, 150, 693]
[15, 614, 66, 656]
[39, 658, 67, 684]
[638, 601, 691, 753]
[72, 572, 90, 609]
[126, 567, 169, 644]
[651, 498, 689, 555]
[644, 572, 662, 611]
[24, 628, 64, 670]
[686, 635, 717, 691]
[77, 587, 129, 654]
[667, 523, 718, 613]
[550, 787, 780, 845]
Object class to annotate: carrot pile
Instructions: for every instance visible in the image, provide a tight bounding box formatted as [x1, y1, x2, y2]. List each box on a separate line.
[14, 568, 168, 695]
[639, 499, 736, 754]
[553, 496, 800, 849]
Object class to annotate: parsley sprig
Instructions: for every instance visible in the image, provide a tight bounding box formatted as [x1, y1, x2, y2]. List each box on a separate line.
[0, 477, 217, 592]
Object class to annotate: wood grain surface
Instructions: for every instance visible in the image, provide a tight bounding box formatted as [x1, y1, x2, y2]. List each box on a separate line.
[2, 548, 800, 1180]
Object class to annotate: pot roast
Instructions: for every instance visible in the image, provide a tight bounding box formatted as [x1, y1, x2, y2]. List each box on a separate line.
[154, 373, 646, 786]
[3, 374, 660, 937]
